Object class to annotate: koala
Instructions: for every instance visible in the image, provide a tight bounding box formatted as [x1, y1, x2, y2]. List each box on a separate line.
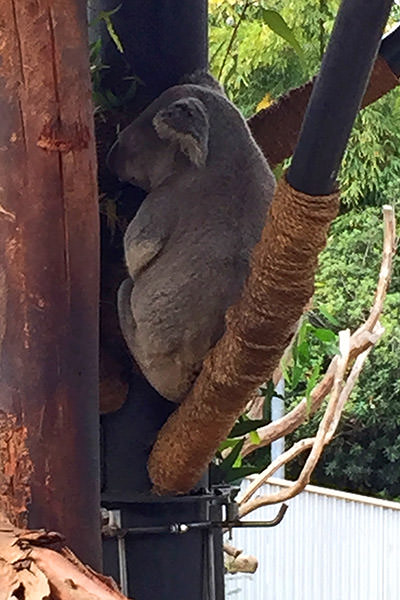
[107, 72, 276, 402]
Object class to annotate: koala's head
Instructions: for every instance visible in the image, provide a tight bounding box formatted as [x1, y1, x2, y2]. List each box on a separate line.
[107, 92, 209, 190]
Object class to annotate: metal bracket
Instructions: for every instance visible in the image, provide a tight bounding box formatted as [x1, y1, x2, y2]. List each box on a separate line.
[101, 509, 128, 596]
[230, 503, 288, 528]
[101, 503, 288, 539]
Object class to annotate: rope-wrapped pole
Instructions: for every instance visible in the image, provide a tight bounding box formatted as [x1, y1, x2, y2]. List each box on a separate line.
[148, 179, 339, 493]
[148, 0, 393, 494]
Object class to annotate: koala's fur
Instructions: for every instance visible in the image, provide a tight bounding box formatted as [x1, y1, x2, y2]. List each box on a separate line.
[107, 73, 276, 402]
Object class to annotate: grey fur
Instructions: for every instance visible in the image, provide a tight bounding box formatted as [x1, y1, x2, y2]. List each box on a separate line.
[107, 72, 276, 402]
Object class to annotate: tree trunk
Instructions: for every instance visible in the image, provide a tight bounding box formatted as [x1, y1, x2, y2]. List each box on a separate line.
[0, 0, 101, 569]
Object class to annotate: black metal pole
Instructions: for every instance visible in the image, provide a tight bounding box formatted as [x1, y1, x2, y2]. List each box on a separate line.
[287, 0, 394, 195]
[89, 0, 208, 107]
[91, 2, 221, 599]
[94, 0, 209, 497]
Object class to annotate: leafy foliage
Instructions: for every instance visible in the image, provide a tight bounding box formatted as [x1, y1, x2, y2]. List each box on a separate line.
[89, 6, 140, 113]
[340, 96, 400, 207]
[218, 209, 400, 498]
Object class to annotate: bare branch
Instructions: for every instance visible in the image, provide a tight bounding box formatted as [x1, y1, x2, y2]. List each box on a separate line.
[224, 551, 258, 574]
[223, 542, 243, 558]
[239, 334, 378, 516]
[355, 205, 396, 335]
[237, 438, 315, 506]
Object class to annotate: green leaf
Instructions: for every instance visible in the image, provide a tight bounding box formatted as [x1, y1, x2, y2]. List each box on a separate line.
[219, 438, 244, 476]
[222, 53, 239, 86]
[103, 14, 124, 53]
[305, 363, 321, 411]
[89, 37, 102, 59]
[249, 430, 261, 445]
[319, 306, 340, 326]
[313, 328, 337, 343]
[225, 465, 261, 483]
[93, 5, 124, 53]
[291, 363, 304, 388]
[230, 417, 270, 437]
[218, 438, 241, 452]
[260, 9, 303, 58]
[296, 317, 309, 346]
[105, 88, 120, 106]
[210, 39, 228, 65]
[232, 452, 242, 469]
[296, 340, 310, 362]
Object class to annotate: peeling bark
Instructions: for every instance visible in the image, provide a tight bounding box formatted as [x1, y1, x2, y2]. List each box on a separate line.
[0, 519, 128, 600]
[0, 413, 32, 528]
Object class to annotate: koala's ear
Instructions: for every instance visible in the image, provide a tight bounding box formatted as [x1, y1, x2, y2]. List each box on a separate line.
[152, 97, 209, 167]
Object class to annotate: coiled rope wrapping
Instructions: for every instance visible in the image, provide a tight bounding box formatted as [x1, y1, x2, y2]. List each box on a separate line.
[148, 176, 340, 494]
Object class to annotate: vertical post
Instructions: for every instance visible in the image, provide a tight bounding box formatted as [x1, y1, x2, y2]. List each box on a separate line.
[91, 0, 208, 106]
[92, 1, 215, 598]
[0, 1, 101, 569]
[95, 0, 209, 495]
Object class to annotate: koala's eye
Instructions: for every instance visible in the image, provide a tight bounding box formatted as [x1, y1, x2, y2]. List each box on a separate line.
[181, 104, 194, 117]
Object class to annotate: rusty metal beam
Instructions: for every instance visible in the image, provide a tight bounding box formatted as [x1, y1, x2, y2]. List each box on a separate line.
[0, 0, 101, 569]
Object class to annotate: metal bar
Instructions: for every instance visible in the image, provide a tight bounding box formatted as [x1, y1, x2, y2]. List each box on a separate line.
[107, 510, 129, 595]
[102, 504, 288, 538]
[230, 503, 288, 528]
[287, 0, 394, 195]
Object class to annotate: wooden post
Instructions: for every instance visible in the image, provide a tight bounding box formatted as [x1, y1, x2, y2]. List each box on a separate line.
[0, 0, 101, 569]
